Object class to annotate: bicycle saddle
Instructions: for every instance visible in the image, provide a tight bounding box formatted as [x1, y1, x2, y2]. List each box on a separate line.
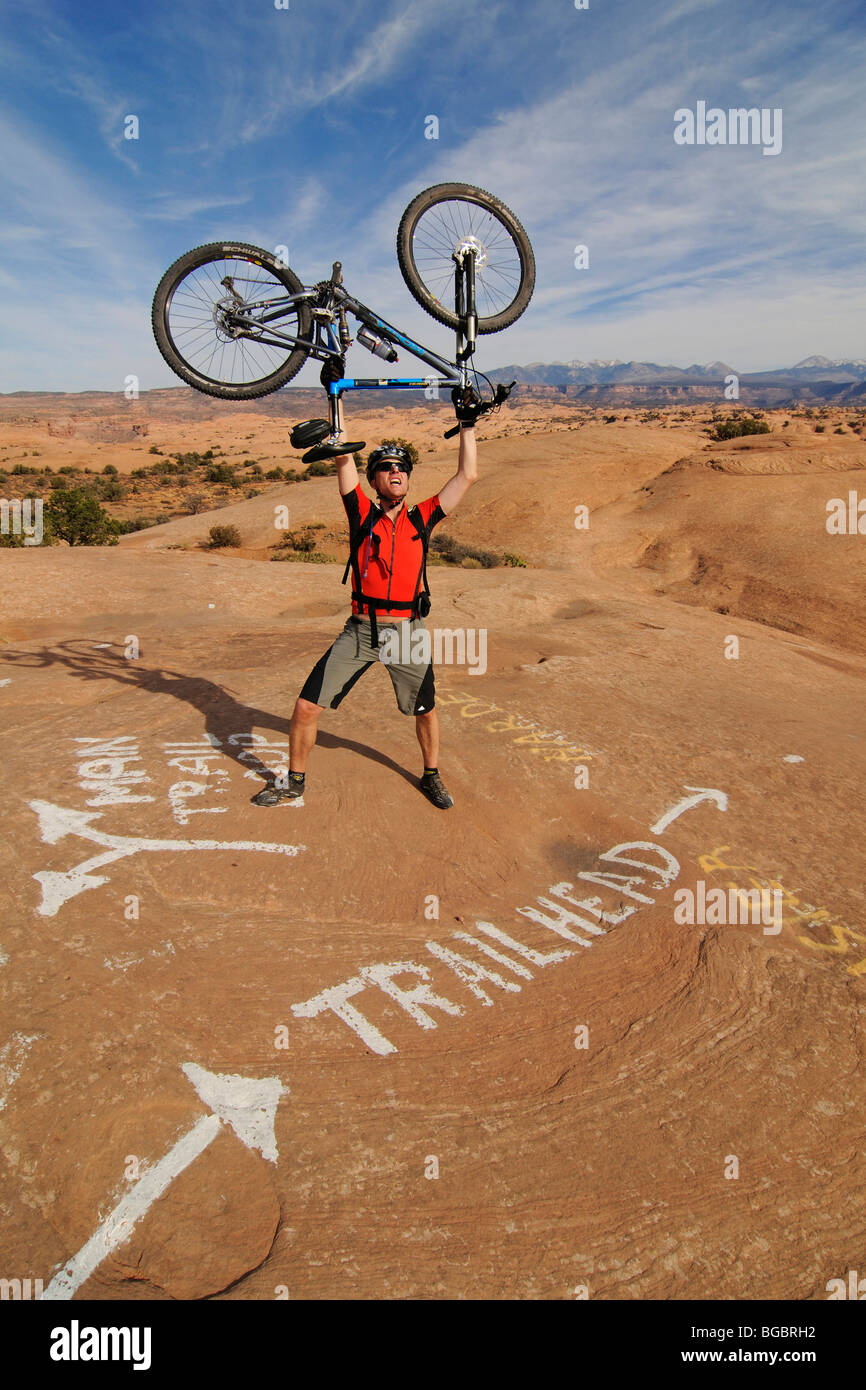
[290, 418, 332, 449]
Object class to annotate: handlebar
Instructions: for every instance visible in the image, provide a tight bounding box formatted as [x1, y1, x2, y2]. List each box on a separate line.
[443, 380, 516, 438]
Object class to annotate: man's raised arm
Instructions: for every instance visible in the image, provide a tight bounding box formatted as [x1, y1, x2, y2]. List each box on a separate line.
[336, 446, 359, 496]
[437, 423, 477, 515]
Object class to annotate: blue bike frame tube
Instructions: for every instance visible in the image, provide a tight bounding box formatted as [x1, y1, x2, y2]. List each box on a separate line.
[335, 289, 459, 380]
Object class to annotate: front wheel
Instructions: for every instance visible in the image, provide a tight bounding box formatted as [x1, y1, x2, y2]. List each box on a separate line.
[152, 243, 313, 399]
[396, 183, 535, 334]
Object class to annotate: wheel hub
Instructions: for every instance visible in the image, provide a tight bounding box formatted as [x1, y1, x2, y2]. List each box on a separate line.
[213, 297, 257, 341]
[454, 234, 488, 269]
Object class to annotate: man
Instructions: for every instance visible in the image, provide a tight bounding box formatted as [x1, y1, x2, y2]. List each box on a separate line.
[252, 397, 478, 810]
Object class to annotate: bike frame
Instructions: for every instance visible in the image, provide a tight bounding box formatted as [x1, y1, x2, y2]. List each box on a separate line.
[226, 250, 478, 439]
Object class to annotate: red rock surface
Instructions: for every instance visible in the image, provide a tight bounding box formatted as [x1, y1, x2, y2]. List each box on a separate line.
[1, 411, 865, 1300]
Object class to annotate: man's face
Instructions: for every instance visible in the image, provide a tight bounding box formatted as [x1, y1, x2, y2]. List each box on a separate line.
[374, 458, 410, 501]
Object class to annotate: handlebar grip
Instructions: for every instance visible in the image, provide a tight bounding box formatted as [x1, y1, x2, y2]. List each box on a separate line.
[330, 261, 343, 286]
[443, 423, 461, 439]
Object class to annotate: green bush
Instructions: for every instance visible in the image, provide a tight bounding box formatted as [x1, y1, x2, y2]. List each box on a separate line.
[49, 475, 68, 490]
[814, 425, 825, 433]
[46, 489, 119, 545]
[96, 480, 125, 502]
[206, 464, 235, 483]
[707, 417, 771, 441]
[270, 550, 333, 563]
[11, 463, 30, 476]
[102, 464, 118, 476]
[265, 467, 284, 480]
[431, 534, 500, 568]
[59, 465, 76, 475]
[502, 552, 527, 567]
[148, 445, 162, 454]
[208, 524, 242, 548]
[305, 459, 339, 477]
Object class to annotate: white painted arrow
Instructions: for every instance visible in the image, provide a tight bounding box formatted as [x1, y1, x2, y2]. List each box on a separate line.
[42, 1063, 287, 1301]
[651, 785, 728, 836]
[29, 800, 306, 916]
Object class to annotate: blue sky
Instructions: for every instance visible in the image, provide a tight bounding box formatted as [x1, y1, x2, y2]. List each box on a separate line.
[1, 0, 864, 390]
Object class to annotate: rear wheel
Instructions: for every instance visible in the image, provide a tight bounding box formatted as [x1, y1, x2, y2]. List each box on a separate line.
[396, 183, 535, 334]
[152, 243, 313, 399]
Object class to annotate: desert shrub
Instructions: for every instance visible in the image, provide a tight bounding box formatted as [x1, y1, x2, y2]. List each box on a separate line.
[834, 426, 845, 434]
[97, 480, 125, 502]
[461, 556, 483, 568]
[247, 464, 263, 476]
[814, 425, 825, 433]
[172, 450, 213, 467]
[46, 489, 118, 545]
[280, 531, 316, 552]
[115, 517, 155, 533]
[305, 459, 339, 477]
[270, 550, 333, 563]
[265, 467, 284, 480]
[207, 524, 242, 548]
[59, 465, 76, 475]
[148, 445, 162, 454]
[49, 475, 68, 490]
[502, 552, 527, 567]
[131, 467, 148, 478]
[708, 417, 771, 441]
[431, 534, 500, 568]
[11, 463, 30, 476]
[102, 464, 118, 475]
[206, 464, 235, 483]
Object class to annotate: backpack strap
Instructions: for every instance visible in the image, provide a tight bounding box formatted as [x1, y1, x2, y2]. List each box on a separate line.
[407, 505, 432, 613]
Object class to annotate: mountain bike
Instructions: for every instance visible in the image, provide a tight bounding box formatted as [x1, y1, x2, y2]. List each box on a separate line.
[151, 183, 535, 459]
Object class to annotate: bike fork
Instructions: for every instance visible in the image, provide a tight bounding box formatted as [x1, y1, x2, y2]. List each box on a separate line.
[453, 248, 477, 364]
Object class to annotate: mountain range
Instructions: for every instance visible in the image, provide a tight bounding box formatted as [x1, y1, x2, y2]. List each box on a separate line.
[485, 357, 866, 386]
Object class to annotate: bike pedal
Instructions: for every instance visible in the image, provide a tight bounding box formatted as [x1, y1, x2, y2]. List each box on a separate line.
[302, 441, 366, 464]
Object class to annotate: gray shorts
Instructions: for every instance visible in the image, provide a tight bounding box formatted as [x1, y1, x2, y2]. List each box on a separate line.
[299, 616, 436, 716]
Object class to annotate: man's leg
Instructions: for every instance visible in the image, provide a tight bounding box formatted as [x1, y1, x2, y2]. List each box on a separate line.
[252, 620, 373, 806]
[415, 706, 453, 809]
[290, 696, 324, 773]
[415, 707, 439, 769]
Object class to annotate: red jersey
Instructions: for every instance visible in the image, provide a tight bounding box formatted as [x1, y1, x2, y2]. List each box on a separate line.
[342, 483, 445, 619]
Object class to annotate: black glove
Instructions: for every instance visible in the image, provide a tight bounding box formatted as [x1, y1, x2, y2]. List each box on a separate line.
[320, 355, 346, 389]
[451, 385, 482, 424]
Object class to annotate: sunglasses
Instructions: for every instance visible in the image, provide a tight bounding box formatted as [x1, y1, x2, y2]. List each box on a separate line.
[374, 460, 409, 473]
